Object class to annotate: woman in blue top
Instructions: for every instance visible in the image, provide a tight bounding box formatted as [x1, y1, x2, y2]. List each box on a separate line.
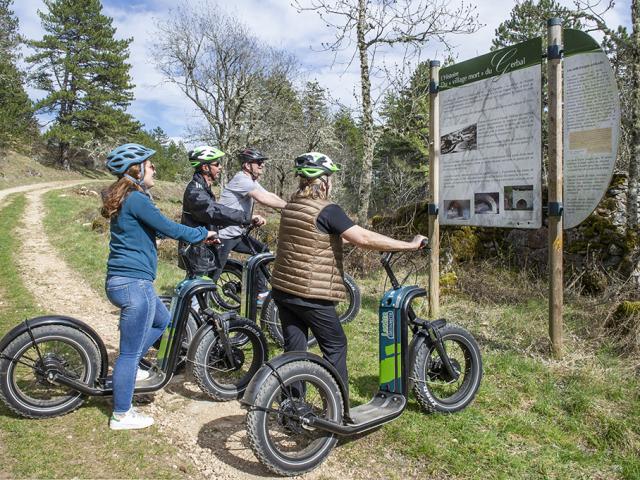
[101, 143, 217, 430]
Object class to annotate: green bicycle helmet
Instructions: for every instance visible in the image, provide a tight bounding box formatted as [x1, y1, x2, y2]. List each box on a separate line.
[294, 152, 341, 179]
[188, 146, 225, 168]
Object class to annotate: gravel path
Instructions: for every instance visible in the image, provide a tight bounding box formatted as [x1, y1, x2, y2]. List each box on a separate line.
[2, 183, 354, 480]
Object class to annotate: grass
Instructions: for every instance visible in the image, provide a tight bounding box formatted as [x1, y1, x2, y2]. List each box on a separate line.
[0, 194, 192, 479]
[43, 181, 187, 297]
[0, 150, 101, 190]
[39, 185, 640, 479]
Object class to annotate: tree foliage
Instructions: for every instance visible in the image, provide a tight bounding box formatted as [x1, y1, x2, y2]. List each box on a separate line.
[27, 0, 138, 169]
[294, 0, 480, 224]
[491, 0, 583, 50]
[0, 0, 35, 149]
[153, 0, 297, 170]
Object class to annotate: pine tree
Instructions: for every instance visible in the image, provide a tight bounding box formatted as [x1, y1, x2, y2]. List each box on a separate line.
[0, 0, 35, 149]
[27, 0, 138, 169]
[491, 0, 582, 50]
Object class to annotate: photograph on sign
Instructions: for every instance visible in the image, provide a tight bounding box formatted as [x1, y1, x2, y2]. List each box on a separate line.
[441, 124, 477, 154]
[444, 199, 471, 220]
[474, 192, 500, 214]
[563, 29, 620, 229]
[438, 37, 542, 229]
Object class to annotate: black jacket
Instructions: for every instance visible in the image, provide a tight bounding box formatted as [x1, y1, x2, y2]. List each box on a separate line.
[179, 173, 248, 273]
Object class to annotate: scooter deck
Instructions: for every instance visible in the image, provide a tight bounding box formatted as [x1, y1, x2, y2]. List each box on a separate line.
[102, 370, 166, 391]
[347, 391, 406, 431]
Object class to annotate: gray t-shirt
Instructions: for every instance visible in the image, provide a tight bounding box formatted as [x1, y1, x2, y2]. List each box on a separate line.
[218, 171, 266, 239]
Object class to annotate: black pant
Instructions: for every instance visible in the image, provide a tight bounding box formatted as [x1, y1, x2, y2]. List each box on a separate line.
[212, 235, 269, 293]
[275, 298, 348, 391]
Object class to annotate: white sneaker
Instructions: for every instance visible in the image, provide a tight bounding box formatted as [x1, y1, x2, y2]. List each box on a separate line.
[256, 291, 269, 307]
[135, 368, 150, 381]
[109, 408, 154, 430]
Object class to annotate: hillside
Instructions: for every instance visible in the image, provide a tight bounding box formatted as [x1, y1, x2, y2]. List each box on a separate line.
[0, 150, 105, 189]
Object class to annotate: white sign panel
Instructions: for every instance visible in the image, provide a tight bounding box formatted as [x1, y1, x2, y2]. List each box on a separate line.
[439, 38, 543, 229]
[563, 29, 621, 229]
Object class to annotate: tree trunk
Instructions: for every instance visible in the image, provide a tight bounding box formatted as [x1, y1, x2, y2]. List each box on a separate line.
[356, 0, 374, 226]
[629, 0, 640, 231]
[59, 141, 70, 171]
[629, 0, 640, 285]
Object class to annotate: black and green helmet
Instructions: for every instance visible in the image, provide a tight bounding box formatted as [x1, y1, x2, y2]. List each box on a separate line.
[294, 152, 341, 179]
[188, 146, 225, 168]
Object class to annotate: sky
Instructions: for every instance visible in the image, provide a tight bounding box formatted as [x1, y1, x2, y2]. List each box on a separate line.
[13, 0, 632, 142]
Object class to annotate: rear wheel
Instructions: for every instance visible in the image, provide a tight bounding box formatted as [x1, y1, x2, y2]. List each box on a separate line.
[211, 263, 243, 311]
[246, 360, 343, 476]
[0, 324, 101, 418]
[261, 273, 361, 348]
[411, 324, 482, 413]
[189, 318, 267, 400]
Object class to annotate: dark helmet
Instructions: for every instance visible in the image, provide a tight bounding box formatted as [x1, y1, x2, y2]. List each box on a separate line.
[238, 147, 268, 164]
[294, 152, 341, 179]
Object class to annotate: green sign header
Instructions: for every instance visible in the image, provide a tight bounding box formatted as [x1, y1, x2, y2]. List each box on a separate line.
[564, 29, 601, 56]
[440, 37, 542, 91]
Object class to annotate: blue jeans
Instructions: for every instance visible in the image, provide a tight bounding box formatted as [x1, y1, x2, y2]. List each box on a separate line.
[105, 276, 170, 413]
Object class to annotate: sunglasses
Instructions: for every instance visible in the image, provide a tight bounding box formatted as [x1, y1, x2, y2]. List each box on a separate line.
[252, 160, 265, 166]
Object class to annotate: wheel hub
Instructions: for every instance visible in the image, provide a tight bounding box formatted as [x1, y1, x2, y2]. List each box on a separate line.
[429, 357, 461, 382]
[222, 281, 241, 296]
[209, 346, 245, 371]
[34, 353, 69, 385]
[277, 398, 314, 435]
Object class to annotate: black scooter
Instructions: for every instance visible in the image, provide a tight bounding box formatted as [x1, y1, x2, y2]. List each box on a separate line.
[242, 245, 483, 476]
[0, 246, 268, 419]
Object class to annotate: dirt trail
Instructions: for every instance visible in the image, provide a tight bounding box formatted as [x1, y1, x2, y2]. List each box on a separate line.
[0, 180, 89, 207]
[4, 184, 353, 480]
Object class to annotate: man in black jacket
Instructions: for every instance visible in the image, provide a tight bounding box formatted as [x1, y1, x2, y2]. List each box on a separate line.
[180, 146, 254, 274]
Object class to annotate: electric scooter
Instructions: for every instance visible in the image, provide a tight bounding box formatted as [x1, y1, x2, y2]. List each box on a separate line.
[0, 246, 269, 419]
[242, 244, 483, 476]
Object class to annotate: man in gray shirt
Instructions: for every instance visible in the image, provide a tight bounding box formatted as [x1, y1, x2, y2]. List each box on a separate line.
[215, 148, 286, 300]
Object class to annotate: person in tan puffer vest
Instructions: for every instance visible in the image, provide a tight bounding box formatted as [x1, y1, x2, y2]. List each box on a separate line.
[271, 152, 426, 390]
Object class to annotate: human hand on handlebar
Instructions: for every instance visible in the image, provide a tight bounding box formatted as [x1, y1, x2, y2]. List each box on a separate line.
[411, 235, 428, 249]
[251, 215, 266, 227]
[204, 231, 221, 245]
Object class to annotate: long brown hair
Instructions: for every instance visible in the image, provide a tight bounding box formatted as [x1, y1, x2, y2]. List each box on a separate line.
[101, 164, 144, 219]
[290, 176, 329, 201]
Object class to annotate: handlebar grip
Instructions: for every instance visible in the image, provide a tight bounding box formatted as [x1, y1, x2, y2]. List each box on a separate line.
[420, 239, 429, 249]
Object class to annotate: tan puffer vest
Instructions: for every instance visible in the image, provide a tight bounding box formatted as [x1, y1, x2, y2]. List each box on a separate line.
[271, 197, 347, 302]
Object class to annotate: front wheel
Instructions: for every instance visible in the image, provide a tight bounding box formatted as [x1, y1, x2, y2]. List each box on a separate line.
[0, 324, 101, 418]
[189, 318, 267, 401]
[411, 323, 482, 413]
[246, 360, 343, 476]
[261, 273, 361, 348]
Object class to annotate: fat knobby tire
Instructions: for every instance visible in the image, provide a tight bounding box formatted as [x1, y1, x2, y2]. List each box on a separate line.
[0, 325, 101, 418]
[190, 318, 266, 401]
[246, 360, 343, 476]
[411, 323, 482, 414]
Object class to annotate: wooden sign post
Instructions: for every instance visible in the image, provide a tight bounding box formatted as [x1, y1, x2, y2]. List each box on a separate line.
[428, 60, 441, 319]
[547, 18, 564, 358]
